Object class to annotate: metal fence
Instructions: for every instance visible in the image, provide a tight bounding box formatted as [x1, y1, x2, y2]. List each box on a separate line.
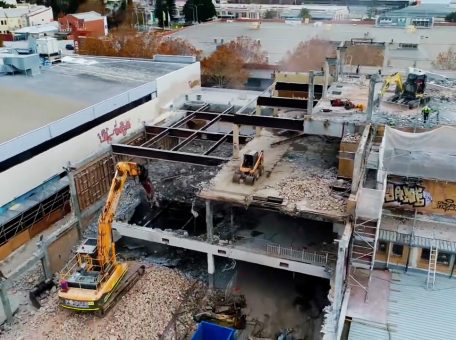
[266, 243, 329, 266]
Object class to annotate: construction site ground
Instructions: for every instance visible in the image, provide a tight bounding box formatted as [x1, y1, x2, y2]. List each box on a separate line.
[1, 264, 202, 340]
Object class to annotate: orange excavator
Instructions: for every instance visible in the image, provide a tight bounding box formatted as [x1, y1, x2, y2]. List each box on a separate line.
[58, 162, 153, 314]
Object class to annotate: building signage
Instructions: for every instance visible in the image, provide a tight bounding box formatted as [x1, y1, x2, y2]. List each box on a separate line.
[97, 120, 132, 144]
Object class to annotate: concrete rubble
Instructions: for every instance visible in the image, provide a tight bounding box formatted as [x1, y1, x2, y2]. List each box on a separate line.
[1, 265, 196, 340]
[277, 167, 347, 213]
[342, 133, 361, 143]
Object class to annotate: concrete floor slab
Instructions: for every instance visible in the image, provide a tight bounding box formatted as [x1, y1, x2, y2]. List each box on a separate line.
[346, 269, 391, 325]
[234, 209, 337, 254]
[200, 131, 348, 222]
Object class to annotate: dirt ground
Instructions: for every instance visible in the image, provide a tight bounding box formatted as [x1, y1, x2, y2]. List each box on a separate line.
[230, 262, 329, 340]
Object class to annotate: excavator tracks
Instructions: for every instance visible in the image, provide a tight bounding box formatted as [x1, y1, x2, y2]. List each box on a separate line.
[97, 263, 146, 316]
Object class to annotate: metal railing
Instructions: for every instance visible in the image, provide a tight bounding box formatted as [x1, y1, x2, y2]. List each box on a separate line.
[0, 187, 70, 246]
[266, 243, 330, 266]
[59, 252, 118, 292]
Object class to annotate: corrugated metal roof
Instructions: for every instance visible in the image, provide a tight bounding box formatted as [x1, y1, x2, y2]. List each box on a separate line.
[349, 320, 389, 340]
[349, 271, 456, 340]
[378, 229, 456, 252]
[388, 271, 456, 340]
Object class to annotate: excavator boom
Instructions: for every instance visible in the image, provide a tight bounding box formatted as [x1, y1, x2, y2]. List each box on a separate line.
[58, 162, 151, 313]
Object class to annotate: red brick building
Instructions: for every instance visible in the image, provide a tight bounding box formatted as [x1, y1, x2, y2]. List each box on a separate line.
[59, 11, 108, 40]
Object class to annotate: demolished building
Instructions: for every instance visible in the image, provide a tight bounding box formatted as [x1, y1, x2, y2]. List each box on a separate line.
[1, 52, 456, 339]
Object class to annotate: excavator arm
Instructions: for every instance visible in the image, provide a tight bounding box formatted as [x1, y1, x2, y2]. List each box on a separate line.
[97, 162, 151, 271]
[380, 72, 404, 97]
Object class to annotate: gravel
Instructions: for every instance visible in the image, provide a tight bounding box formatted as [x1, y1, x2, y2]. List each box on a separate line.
[2, 264, 196, 340]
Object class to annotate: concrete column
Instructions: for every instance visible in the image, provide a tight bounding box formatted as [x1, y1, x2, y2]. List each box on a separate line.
[206, 200, 213, 243]
[366, 74, 380, 121]
[307, 71, 315, 115]
[232, 124, 240, 160]
[255, 106, 262, 137]
[409, 247, 419, 268]
[335, 49, 341, 80]
[66, 162, 82, 238]
[386, 242, 392, 269]
[449, 254, 455, 276]
[37, 237, 52, 279]
[0, 283, 12, 323]
[323, 60, 330, 98]
[207, 253, 215, 289]
[230, 207, 235, 240]
[330, 236, 348, 337]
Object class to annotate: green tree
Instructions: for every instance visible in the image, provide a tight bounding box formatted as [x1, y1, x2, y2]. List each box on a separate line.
[155, 0, 176, 28]
[263, 10, 276, 19]
[367, 0, 378, 19]
[299, 8, 311, 19]
[0, 1, 16, 8]
[445, 12, 456, 23]
[183, 0, 215, 23]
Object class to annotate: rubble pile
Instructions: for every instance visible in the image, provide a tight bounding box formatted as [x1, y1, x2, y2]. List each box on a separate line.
[277, 167, 346, 213]
[147, 160, 218, 203]
[2, 265, 195, 340]
[342, 133, 361, 143]
[160, 282, 206, 339]
[10, 263, 45, 291]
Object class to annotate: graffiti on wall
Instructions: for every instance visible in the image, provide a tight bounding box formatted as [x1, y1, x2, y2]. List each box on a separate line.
[384, 182, 429, 208]
[435, 199, 456, 213]
[97, 120, 132, 144]
[384, 179, 456, 216]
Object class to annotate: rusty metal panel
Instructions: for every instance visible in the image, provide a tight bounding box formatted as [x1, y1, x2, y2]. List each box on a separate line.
[74, 154, 114, 211]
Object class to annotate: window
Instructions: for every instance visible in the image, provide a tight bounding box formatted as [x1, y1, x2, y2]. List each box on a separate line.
[437, 251, 451, 265]
[378, 241, 388, 254]
[421, 248, 430, 260]
[399, 43, 418, 50]
[392, 244, 404, 256]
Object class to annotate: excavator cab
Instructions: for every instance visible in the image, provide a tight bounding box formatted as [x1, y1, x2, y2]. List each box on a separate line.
[404, 72, 427, 99]
[241, 151, 257, 169]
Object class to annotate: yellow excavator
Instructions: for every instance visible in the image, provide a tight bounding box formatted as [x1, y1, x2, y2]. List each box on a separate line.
[380, 68, 430, 109]
[58, 162, 153, 314]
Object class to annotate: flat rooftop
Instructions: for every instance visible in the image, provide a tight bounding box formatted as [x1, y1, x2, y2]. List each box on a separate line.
[200, 130, 349, 222]
[0, 56, 185, 143]
[173, 22, 456, 62]
[313, 76, 456, 127]
[312, 77, 369, 123]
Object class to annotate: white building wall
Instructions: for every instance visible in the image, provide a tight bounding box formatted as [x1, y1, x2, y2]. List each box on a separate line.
[27, 7, 53, 26]
[6, 16, 27, 31]
[0, 18, 8, 33]
[0, 62, 201, 207]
